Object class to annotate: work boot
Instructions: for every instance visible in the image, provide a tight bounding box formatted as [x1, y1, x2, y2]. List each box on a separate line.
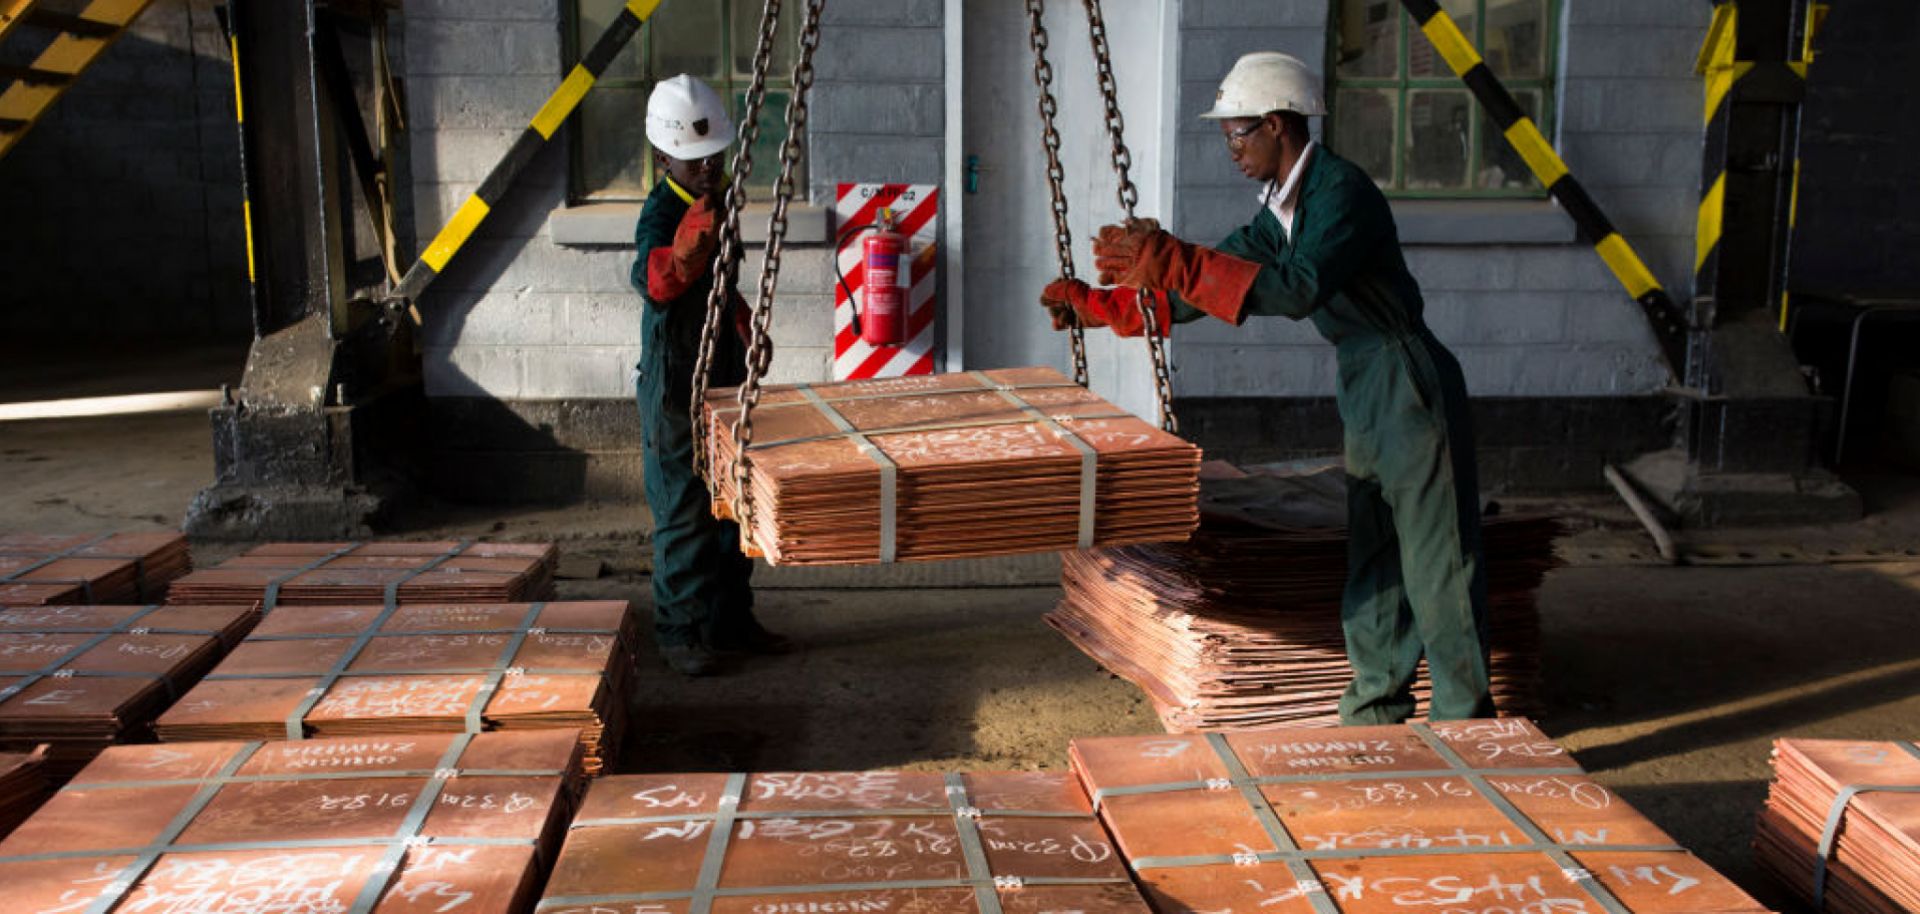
[714, 626, 797, 656]
[659, 643, 719, 677]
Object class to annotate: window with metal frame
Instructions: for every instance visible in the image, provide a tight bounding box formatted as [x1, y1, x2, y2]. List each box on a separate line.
[568, 0, 802, 202]
[1329, 0, 1558, 197]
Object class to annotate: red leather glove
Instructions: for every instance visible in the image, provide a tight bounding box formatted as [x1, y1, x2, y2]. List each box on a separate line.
[1039, 278, 1169, 338]
[646, 196, 721, 302]
[1092, 218, 1261, 324]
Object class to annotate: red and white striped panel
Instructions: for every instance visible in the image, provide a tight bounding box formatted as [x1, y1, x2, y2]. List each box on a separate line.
[833, 183, 939, 380]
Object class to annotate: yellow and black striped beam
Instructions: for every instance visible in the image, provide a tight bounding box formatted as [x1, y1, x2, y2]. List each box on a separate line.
[1399, 0, 1690, 379]
[212, 5, 260, 330]
[390, 0, 663, 308]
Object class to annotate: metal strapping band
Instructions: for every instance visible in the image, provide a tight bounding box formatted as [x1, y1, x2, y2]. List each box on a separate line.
[273, 542, 474, 739]
[1813, 740, 1920, 907]
[232, 624, 605, 642]
[0, 604, 170, 706]
[466, 602, 548, 732]
[70, 767, 567, 791]
[688, 772, 749, 914]
[571, 806, 1087, 828]
[974, 371, 1099, 548]
[346, 732, 477, 914]
[797, 384, 898, 563]
[945, 773, 1005, 914]
[0, 532, 114, 583]
[721, 379, 1087, 414]
[1088, 764, 1588, 808]
[261, 543, 364, 612]
[1205, 733, 1340, 914]
[75, 740, 264, 914]
[745, 410, 1132, 453]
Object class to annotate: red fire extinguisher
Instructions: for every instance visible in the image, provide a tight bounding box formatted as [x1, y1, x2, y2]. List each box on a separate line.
[836, 207, 908, 347]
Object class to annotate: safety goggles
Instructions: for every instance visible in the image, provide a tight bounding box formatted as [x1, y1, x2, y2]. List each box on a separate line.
[1225, 120, 1265, 152]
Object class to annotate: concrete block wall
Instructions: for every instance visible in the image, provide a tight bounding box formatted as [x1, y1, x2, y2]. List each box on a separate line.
[0, 0, 248, 341]
[1170, 0, 1706, 399]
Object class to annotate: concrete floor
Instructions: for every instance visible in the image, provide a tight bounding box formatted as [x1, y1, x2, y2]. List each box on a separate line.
[3, 390, 1919, 913]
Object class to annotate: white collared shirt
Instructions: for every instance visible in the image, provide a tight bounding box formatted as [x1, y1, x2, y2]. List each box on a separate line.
[1258, 139, 1317, 243]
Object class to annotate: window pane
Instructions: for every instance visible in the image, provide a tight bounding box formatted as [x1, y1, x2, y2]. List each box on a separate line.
[1484, 0, 1547, 78]
[732, 0, 799, 80]
[1404, 89, 1472, 191]
[734, 90, 805, 196]
[1333, 88, 1397, 189]
[1476, 90, 1542, 190]
[1335, 0, 1399, 78]
[1410, 0, 1477, 77]
[651, 1, 723, 79]
[577, 0, 642, 80]
[578, 86, 651, 199]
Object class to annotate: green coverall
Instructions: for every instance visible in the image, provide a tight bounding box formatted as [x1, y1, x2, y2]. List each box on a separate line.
[631, 177, 757, 650]
[1173, 146, 1492, 723]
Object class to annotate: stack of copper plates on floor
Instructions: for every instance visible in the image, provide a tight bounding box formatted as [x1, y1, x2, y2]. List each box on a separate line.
[1048, 461, 1557, 730]
[1072, 718, 1771, 914]
[152, 601, 634, 775]
[1755, 738, 1920, 913]
[165, 540, 559, 608]
[0, 532, 191, 605]
[0, 729, 585, 912]
[0, 746, 48, 836]
[0, 604, 258, 778]
[698, 367, 1201, 565]
[537, 769, 1152, 914]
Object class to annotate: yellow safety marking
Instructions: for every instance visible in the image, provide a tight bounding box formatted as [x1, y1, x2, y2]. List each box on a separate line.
[1789, 158, 1800, 229]
[1778, 290, 1791, 332]
[0, 0, 41, 46]
[1804, 2, 1828, 64]
[1501, 118, 1569, 189]
[0, 0, 154, 159]
[228, 33, 243, 123]
[530, 65, 594, 140]
[242, 198, 257, 283]
[626, 0, 663, 18]
[1596, 233, 1661, 301]
[1703, 60, 1753, 122]
[1418, 11, 1483, 76]
[422, 195, 491, 273]
[1696, 171, 1726, 273]
[1695, 2, 1737, 75]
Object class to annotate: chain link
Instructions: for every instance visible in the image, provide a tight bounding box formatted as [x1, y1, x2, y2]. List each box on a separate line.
[731, 0, 826, 549]
[1081, 0, 1176, 433]
[692, 0, 787, 487]
[1025, 0, 1088, 388]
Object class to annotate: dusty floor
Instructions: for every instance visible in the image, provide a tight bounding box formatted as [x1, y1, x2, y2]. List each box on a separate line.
[4, 374, 1919, 912]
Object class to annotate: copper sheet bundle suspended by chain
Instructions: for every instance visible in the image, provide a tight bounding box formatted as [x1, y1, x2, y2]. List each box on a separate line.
[1755, 738, 1920, 914]
[0, 746, 49, 838]
[1047, 462, 1555, 731]
[0, 532, 192, 606]
[153, 601, 636, 776]
[0, 729, 586, 913]
[165, 540, 559, 609]
[536, 769, 1153, 914]
[0, 604, 259, 779]
[1071, 718, 1771, 914]
[698, 367, 1201, 566]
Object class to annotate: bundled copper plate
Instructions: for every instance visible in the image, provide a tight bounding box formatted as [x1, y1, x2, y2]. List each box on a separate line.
[698, 367, 1201, 566]
[0, 604, 259, 779]
[537, 770, 1153, 914]
[0, 532, 192, 606]
[0, 745, 49, 837]
[1047, 461, 1555, 730]
[1070, 718, 1771, 914]
[153, 601, 635, 775]
[166, 540, 559, 610]
[0, 728, 584, 913]
[1755, 738, 1920, 914]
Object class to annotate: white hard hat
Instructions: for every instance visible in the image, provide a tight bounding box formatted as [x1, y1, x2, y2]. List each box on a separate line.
[646, 74, 734, 161]
[1200, 52, 1326, 120]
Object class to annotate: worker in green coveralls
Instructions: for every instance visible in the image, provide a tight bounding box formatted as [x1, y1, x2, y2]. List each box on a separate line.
[1041, 52, 1490, 724]
[632, 75, 791, 676]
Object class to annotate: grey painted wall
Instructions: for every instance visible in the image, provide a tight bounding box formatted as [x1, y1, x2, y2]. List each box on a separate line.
[0, 0, 248, 341]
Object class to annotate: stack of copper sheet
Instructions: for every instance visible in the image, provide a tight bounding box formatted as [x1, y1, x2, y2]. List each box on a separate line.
[1048, 461, 1556, 730]
[698, 367, 1201, 565]
[1072, 718, 1771, 914]
[1755, 738, 1920, 913]
[0, 729, 585, 912]
[165, 540, 559, 608]
[152, 601, 634, 775]
[0, 604, 258, 778]
[0, 532, 191, 605]
[0, 746, 48, 836]
[537, 769, 1153, 914]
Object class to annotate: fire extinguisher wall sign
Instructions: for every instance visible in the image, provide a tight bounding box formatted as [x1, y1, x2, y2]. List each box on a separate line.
[833, 183, 938, 380]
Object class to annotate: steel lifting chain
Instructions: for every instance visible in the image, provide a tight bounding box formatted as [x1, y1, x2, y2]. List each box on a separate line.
[692, 0, 787, 486]
[1082, 0, 1178, 433]
[1024, 0, 1088, 388]
[731, 0, 826, 547]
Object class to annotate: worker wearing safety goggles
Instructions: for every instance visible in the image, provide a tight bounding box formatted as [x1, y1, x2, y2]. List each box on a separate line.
[632, 74, 791, 677]
[1042, 52, 1489, 724]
